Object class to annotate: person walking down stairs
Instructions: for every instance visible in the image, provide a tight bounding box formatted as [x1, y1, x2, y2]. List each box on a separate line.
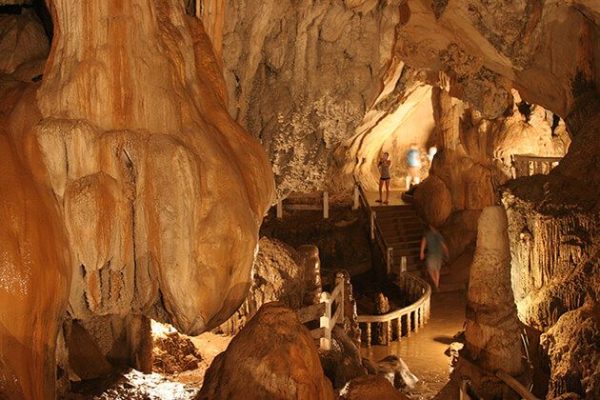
[420, 225, 449, 290]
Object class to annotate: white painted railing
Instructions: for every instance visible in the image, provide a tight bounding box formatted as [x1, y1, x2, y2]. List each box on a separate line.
[357, 272, 431, 346]
[275, 191, 330, 219]
[297, 278, 345, 351]
[511, 154, 562, 178]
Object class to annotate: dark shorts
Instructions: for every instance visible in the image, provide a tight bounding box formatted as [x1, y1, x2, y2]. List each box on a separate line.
[380, 177, 390, 181]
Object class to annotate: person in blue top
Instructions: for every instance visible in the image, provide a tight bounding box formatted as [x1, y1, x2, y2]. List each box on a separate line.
[405, 144, 421, 190]
[420, 225, 449, 290]
[377, 152, 391, 204]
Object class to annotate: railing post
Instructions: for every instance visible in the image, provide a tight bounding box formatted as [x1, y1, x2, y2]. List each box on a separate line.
[400, 256, 407, 274]
[395, 318, 401, 341]
[323, 191, 329, 219]
[460, 379, 472, 400]
[353, 184, 360, 210]
[334, 274, 344, 325]
[370, 211, 375, 241]
[319, 292, 332, 351]
[366, 323, 372, 347]
[387, 321, 392, 344]
[276, 199, 283, 219]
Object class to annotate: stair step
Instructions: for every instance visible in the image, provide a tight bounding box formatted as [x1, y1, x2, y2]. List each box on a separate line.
[386, 240, 421, 248]
[379, 224, 424, 232]
[383, 233, 423, 241]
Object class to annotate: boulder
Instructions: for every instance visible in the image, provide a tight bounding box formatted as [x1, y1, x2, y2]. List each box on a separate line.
[414, 175, 453, 227]
[339, 375, 410, 400]
[319, 326, 366, 390]
[218, 238, 307, 335]
[199, 303, 335, 400]
[375, 355, 418, 390]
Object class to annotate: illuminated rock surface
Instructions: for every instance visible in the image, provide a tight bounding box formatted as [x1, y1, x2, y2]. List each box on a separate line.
[0, 1, 273, 397]
[199, 303, 335, 400]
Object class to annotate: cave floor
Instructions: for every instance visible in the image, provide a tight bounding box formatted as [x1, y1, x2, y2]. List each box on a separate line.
[363, 189, 409, 207]
[360, 290, 466, 400]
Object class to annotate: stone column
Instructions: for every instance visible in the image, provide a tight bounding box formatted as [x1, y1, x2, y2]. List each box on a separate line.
[296, 245, 322, 306]
[465, 206, 523, 376]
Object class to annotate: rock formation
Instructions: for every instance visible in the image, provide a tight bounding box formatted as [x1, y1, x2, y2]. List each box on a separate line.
[0, 1, 274, 397]
[199, 302, 335, 400]
[541, 299, 600, 398]
[465, 207, 523, 390]
[339, 375, 410, 400]
[221, 0, 402, 196]
[218, 238, 308, 335]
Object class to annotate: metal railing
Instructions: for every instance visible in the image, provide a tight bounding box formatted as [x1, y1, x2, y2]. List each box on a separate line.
[355, 181, 394, 274]
[357, 272, 431, 346]
[297, 278, 344, 351]
[511, 154, 562, 178]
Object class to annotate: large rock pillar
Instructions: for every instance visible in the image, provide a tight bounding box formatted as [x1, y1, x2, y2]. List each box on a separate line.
[465, 206, 523, 376]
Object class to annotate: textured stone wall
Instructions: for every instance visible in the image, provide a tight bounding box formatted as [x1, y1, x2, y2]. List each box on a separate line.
[222, 0, 401, 196]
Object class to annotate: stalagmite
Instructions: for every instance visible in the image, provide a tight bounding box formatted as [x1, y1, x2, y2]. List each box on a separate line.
[465, 207, 523, 378]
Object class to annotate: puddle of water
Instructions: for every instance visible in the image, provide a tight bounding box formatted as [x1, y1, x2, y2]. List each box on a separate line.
[360, 291, 466, 399]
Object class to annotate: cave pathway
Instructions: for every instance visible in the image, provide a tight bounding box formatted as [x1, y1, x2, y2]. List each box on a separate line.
[360, 290, 466, 399]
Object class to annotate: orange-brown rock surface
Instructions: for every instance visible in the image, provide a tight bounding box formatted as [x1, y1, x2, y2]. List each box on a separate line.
[0, 1, 274, 398]
[199, 302, 335, 400]
[339, 375, 410, 400]
[36, 0, 273, 333]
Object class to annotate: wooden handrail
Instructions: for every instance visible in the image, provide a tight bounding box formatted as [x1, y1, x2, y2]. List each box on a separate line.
[511, 154, 562, 178]
[357, 273, 431, 346]
[297, 278, 345, 351]
[496, 371, 540, 400]
[357, 273, 431, 324]
[459, 358, 540, 400]
[511, 155, 562, 163]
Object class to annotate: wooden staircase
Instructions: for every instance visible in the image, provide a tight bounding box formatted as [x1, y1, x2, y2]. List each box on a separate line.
[371, 204, 425, 273]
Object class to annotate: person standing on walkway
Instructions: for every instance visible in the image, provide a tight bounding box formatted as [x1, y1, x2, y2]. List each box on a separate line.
[405, 144, 422, 190]
[377, 152, 391, 204]
[420, 225, 449, 290]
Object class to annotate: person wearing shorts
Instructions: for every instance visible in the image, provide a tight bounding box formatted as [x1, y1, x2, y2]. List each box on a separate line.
[377, 152, 391, 204]
[420, 225, 449, 290]
[406, 144, 421, 190]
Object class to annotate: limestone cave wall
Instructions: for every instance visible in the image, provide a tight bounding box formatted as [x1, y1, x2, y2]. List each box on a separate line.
[221, 0, 401, 196]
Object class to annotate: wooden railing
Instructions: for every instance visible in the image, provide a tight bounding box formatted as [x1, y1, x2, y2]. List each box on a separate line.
[459, 358, 540, 400]
[355, 181, 394, 274]
[276, 191, 330, 219]
[297, 278, 344, 351]
[357, 272, 431, 346]
[511, 155, 562, 178]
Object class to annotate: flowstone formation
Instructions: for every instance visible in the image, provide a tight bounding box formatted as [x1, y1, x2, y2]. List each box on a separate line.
[0, 1, 273, 397]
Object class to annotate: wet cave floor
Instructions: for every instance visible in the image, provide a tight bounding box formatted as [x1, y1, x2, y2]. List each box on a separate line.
[361, 290, 467, 400]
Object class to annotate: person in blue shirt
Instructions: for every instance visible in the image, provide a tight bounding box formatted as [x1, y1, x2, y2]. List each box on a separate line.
[420, 225, 449, 290]
[405, 144, 421, 190]
[377, 152, 391, 204]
